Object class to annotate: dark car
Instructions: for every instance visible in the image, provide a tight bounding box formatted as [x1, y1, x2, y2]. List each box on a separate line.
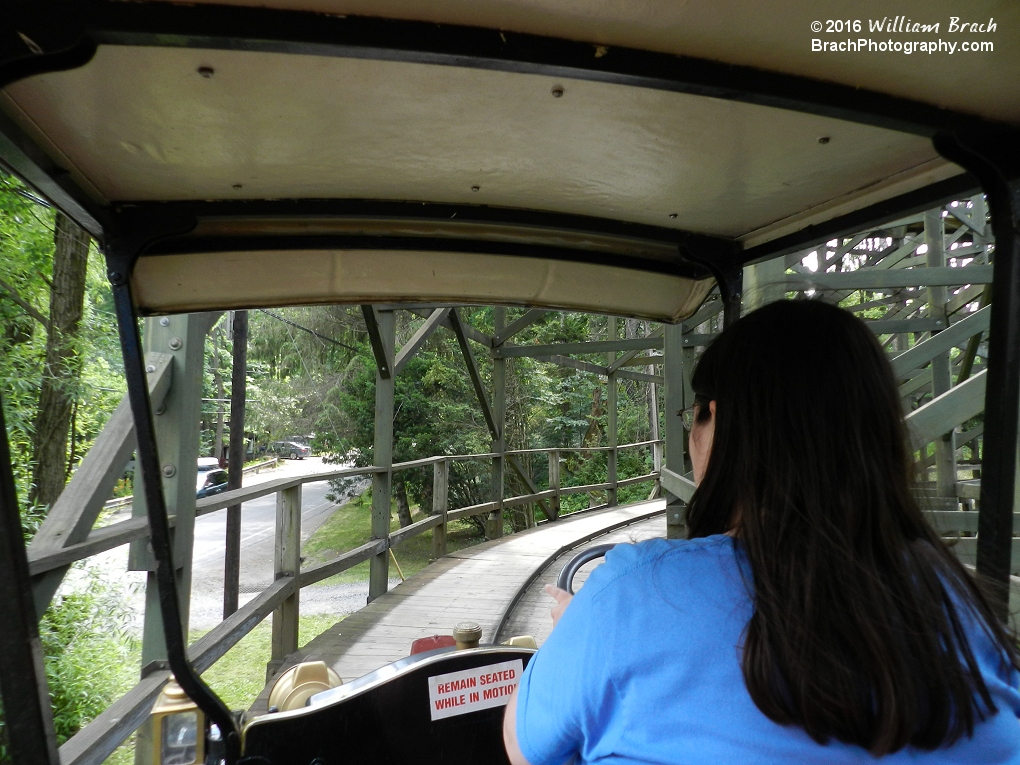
[270, 441, 311, 460]
[196, 468, 229, 499]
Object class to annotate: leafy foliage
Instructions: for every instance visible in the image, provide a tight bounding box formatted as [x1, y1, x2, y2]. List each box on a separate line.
[0, 573, 139, 761]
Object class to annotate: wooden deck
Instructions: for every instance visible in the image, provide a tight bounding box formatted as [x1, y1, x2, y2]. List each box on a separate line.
[251, 500, 665, 714]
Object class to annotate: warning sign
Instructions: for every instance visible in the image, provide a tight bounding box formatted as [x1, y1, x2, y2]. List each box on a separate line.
[427, 659, 524, 721]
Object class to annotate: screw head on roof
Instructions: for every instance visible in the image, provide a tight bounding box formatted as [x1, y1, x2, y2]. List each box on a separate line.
[198, 66, 214, 78]
[551, 85, 564, 97]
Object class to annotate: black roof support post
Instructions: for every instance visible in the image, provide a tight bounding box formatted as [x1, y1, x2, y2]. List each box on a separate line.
[678, 238, 743, 327]
[103, 237, 241, 762]
[0, 392, 60, 765]
[935, 127, 1020, 620]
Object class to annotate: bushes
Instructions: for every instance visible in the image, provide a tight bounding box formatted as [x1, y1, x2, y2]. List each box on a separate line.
[0, 572, 139, 761]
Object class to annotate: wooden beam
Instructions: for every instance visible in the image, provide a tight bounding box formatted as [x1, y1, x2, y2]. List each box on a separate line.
[681, 297, 723, 333]
[449, 309, 499, 440]
[615, 354, 664, 367]
[299, 539, 387, 587]
[393, 308, 450, 376]
[270, 486, 301, 666]
[608, 327, 664, 371]
[505, 454, 555, 521]
[493, 309, 548, 346]
[890, 305, 990, 378]
[495, 337, 663, 359]
[404, 307, 493, 347]
[360, 305, 392, 379]
[615, 369, 664, 385]
[906, 370, 986, 449]
[785, 265, 992, 291]
[533, 355, 607, 376]
[660, 467, 696, 503]
[388, 514, 444, 548]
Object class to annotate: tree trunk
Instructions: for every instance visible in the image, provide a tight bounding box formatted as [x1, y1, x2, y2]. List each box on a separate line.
[212, 324, 226, 463]
[394, 479, 413, 528]
[29, 212, 89, 508]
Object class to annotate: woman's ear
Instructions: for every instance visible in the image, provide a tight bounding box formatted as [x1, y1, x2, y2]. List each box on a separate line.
[708, 400, 717, 420]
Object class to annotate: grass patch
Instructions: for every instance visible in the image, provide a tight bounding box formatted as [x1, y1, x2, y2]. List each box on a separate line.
[302, 489, 485, 585]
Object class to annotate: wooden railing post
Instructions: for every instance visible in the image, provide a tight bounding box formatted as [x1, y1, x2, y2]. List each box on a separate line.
[488, 308, 506, 539]
[606, 318, 618, 507]
[924, 209, 958, 498]
[269, 485, 301, 680]
[607, 372, 618, 507]
[664, 324, 687, 539]
[432, 459, 449, 559]
[651, 440, 663, 498]
[369, 308, 395, 601]
[549, 449, 560, 519]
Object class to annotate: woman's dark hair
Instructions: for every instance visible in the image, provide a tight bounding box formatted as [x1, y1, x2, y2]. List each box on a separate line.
[687, 299, 1019, 755]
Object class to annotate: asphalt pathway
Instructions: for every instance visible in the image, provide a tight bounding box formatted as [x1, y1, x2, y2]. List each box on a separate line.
[84, 457, 378, 632]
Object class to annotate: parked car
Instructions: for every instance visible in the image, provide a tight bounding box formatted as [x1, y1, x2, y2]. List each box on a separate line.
[269, 441, 311, 460]
[196, 468, 229, 499]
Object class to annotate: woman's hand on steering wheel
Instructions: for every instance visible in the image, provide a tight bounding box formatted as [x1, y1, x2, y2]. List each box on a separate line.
[544, 584, 573, 628]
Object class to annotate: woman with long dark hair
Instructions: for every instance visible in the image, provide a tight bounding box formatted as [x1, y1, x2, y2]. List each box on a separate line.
[504, 300, 1020, 763]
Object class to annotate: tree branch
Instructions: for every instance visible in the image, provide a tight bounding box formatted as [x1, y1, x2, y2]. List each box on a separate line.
[0, 277, 47, 326]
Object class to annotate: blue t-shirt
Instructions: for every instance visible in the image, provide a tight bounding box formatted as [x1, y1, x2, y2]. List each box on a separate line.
[515, 535, 1020, 764]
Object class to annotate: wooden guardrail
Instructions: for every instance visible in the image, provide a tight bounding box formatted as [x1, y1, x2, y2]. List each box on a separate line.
[57, 438, 663, 765]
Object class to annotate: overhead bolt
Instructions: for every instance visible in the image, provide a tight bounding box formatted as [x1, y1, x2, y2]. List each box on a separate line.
[145, 364, 156, 373]
[168, 337, 183, 350]
[162, 464, 176, 478]
[159, 317, 170, 326]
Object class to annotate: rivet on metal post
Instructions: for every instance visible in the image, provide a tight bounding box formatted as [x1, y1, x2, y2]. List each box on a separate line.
[168, 337, 183, 350]
[159, 317, 170, 327]
[145, 364, 156, 373]
[161, 464, 177, 478]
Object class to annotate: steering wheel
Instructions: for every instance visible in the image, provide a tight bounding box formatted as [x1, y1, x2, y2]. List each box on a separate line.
[556, 543, 616, 594]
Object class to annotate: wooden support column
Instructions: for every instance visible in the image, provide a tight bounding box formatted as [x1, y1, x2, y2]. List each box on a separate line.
[925, 209, 958, 498]
[130, 314, 209, 669]
[224, 309, 247, 618]
[488, 308, 506, 539]
[664, 323, 687, 538]
[648, 327, 662, 499]
[607, 317, 618, 507]
[269, 485, 301, 679]
[369, 309, 395, 602]
[431, 459, 449, 560]
[548, 450, 561, 518]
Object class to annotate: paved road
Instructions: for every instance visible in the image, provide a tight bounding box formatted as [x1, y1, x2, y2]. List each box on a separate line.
[83, 457, 372, 631]
[188, 457, 363, 628]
